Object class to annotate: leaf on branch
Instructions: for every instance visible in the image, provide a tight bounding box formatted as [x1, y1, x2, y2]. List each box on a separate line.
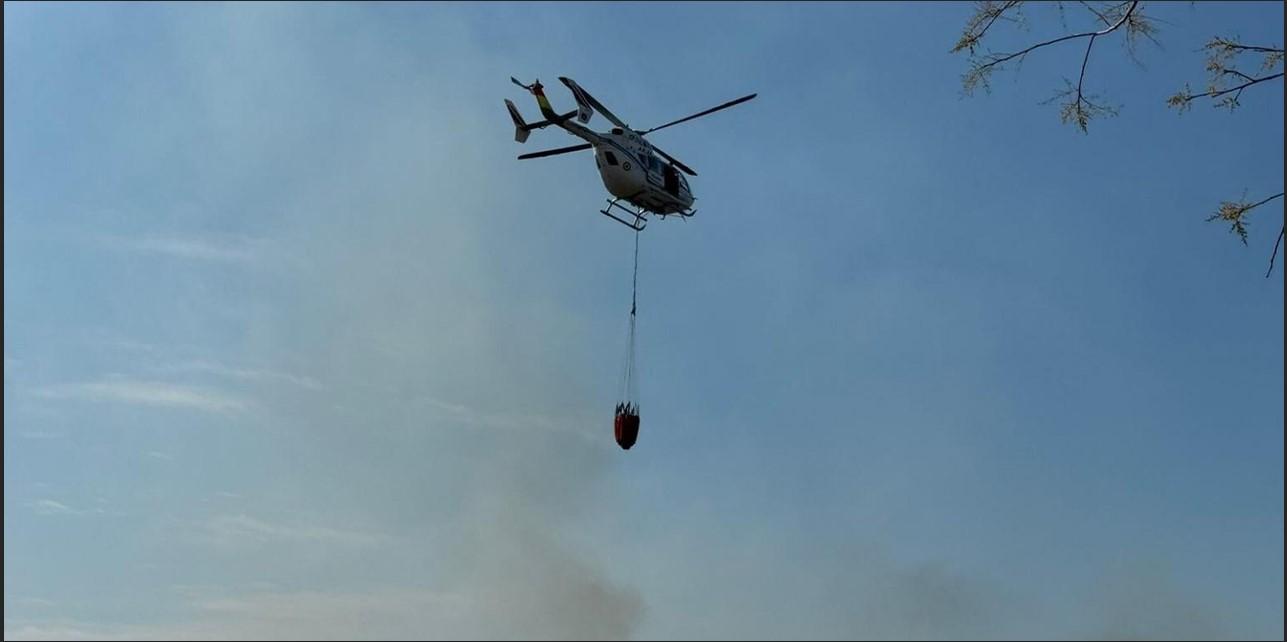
[953, 1, 1024, 54]
[962, 57, 1001, 96]
[1167, 83, 1195, 112]
[1173, 36, 1283, 112]
[1041, 79, 1119, 132]
[1260, 48, 1283, 74]
[1122, 8, 1161, 55]
[1208, 203, 1251, 245]
[1208, 193, 1262, 245]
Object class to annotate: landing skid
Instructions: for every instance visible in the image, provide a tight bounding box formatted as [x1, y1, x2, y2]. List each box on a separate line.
[600, 197, 648, 231]
[654, 207, 697, 222]
[599, 194, 698, 231]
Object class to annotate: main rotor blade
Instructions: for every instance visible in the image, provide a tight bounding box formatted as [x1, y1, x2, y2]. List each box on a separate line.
[559, 77, 629, 130]
[651, 145, 697, 176]
[640, 93, 757, 135]
[517, 143, 593, 160]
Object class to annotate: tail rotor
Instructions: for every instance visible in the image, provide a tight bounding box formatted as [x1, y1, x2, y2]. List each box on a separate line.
[511, 77, 542, 94]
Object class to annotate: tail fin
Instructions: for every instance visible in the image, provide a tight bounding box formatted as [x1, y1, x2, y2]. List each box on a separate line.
[559, 77, 595, 124]
[505, 99, 532, 144]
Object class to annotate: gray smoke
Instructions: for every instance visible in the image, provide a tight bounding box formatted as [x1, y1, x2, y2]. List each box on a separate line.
[61, 5, 648, 638]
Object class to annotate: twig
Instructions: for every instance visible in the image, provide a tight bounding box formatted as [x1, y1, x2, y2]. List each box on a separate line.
[1207, 72, 1284, 100]
[977, 1, 1139, 72]
[1268, 225, 1284, 278]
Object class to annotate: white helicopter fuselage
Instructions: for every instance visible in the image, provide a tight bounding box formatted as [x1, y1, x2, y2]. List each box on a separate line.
[589, 129, 694, 215]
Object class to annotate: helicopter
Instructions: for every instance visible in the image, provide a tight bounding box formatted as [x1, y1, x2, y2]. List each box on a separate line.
[505, 76, 756, 231]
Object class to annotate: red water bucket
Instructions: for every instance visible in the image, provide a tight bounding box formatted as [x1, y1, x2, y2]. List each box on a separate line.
[614, 412, 640, 450]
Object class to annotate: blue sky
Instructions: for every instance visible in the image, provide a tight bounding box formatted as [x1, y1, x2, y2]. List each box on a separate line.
[4, 2, 1283, 639]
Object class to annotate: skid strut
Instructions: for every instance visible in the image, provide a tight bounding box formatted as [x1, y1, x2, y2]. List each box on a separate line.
[600, 197, 648, 231]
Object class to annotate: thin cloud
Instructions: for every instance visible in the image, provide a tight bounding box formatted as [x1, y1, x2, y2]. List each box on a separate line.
[18, 430, 65, 441]
[203, 514, 393, 548]
[100, 234, 272, 264]
[152, 360, 323, 391]
[2, 588, 467, 641]
[3, 596, 56, 608]
[1, 620, 132, 642]
[146, 451, 174, 461]
[23, 499, 124, 518]
[189, 588, 464, 620]
[95, 335, 162, 355]
[30, 379, 246, 414]
[199, 491, 242, 504]
[415, 394, 600, 442]
[27, 500, 86, 516]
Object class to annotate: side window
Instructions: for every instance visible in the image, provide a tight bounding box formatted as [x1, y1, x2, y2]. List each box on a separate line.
[604, 151, 619, 166]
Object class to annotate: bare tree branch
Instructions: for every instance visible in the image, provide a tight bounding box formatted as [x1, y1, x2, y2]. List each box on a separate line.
[1205, 72, 1283, 100]
[1222, 68, 1257, 83]
[1169, 37, 1285, 111]
[1208, 191, 1284, 246]
[1170, 71, 1284, 110]
[1216, 43, 1285, 55]
[973, 1, 1137, 75]
[1079, 33, 1097, 92]
[957, 1, 1152, 130]
[953, 5, 1284, 277]
[953, 1, 1025, 55]
[1078, 0, 1112, 27]
[1067, 32, 1103, 130]
[973, 1, 1025, 45]
[1268, 226, 1284, 278]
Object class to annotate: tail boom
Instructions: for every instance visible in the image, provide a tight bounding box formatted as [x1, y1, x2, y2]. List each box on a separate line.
[506, 98, 580, 144]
